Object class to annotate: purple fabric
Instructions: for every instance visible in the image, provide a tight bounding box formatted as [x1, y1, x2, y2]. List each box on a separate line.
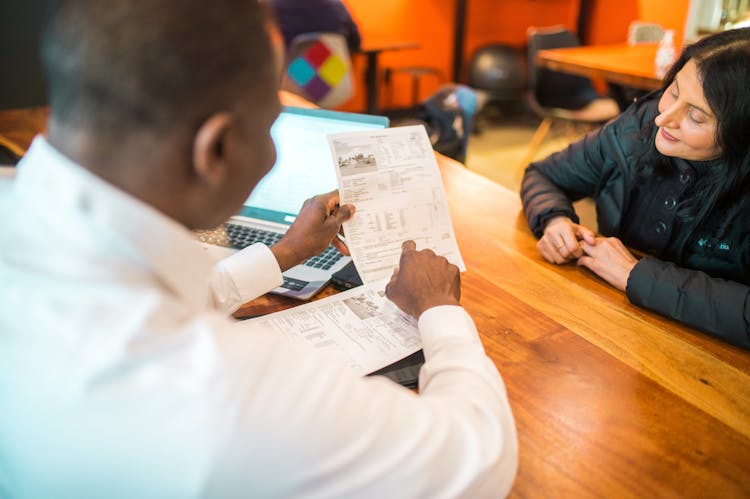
[269, 0, 361, 51]
[302, 75, 331, 101]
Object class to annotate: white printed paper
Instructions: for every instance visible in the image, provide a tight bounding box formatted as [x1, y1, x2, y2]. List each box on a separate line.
[328, 125, 465, 284]
[237, 281, 420, 376]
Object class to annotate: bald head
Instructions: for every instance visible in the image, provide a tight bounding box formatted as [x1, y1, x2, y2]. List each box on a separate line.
[42, 0, 276, 139]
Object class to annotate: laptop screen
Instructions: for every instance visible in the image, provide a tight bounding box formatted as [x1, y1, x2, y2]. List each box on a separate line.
[239, 107, 388, 225]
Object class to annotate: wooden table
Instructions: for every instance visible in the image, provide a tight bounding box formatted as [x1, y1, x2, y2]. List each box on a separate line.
[2, 107, 749, 497]
[222, 142, 750, 498]
[0, 106, 47, 157]
[357, 40, 420, 114]
[440, 162, 750, 497]
[537, 43, 664, 91]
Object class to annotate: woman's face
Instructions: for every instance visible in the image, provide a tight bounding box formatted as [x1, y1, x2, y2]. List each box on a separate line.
[654, 58, 722, 161]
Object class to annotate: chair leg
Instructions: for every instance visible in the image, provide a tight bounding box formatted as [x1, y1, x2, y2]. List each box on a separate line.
[411, 75, 420, 111]
[520, 117, 552, 169]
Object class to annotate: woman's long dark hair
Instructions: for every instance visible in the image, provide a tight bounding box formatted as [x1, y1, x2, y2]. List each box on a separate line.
[644, 28, 750, 246]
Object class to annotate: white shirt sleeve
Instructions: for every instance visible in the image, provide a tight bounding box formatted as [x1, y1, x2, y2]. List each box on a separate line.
[205, 304, 518, 498]
[209, 243, 283, 314]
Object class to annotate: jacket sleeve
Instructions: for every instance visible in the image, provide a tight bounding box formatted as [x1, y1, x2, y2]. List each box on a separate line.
[520, 129, 609, 237]
[627, 257, 750, 349]
[520, 101, 648, 238]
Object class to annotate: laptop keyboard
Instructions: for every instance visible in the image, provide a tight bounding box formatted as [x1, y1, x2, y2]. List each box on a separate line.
[196, 222, 345, 271]
[225, 224, 283, 247]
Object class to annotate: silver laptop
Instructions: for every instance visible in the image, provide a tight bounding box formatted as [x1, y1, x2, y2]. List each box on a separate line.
[196, 106, 388, 300]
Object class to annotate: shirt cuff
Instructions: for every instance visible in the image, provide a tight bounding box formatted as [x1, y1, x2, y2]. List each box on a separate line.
[217, 243, 283, 303]
[418, 305, 481, 358]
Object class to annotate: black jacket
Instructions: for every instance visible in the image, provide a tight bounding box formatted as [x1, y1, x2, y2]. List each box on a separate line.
[521, 92, 750, 349]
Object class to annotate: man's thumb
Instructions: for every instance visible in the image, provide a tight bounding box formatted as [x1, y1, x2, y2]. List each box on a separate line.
[332, 203, 355, 223]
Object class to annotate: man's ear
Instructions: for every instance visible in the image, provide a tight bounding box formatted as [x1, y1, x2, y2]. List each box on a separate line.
[192, 112, 233, 187]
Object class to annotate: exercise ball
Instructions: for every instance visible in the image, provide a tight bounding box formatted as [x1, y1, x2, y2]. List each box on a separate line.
[467, 44, 526, 102]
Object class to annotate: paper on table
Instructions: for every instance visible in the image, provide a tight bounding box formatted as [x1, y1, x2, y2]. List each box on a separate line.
[235, 281, 420, 376]
[328, 125, 465, 284]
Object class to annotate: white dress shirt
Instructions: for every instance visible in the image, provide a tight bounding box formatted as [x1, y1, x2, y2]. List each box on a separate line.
[0, 137, 517, 498]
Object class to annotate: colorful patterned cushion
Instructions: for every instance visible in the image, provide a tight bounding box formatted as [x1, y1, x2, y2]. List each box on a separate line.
[287, 40, 348, 102]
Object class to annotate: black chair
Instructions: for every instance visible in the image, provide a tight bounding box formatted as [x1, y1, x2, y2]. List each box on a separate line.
[522, 25, 620, 167]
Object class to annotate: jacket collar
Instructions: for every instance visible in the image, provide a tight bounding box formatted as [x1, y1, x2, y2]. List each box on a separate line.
[16, 136, 216, 310]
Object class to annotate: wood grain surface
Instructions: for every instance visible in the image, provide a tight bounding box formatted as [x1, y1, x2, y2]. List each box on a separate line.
[537, 43, 664, 91]
[439, 159, 750, 498]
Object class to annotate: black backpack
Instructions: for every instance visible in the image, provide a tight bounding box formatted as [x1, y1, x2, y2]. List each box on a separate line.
[416, 84, 478, 162]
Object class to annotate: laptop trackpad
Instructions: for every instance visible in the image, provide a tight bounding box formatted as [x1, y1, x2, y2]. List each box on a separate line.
[273, 262, 346, 300]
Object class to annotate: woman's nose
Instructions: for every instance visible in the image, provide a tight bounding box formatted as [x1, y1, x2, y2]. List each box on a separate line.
[655, 104, 680, 128]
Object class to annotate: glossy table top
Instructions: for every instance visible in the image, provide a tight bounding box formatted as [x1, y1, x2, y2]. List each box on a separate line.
[537, 43, 664, 91]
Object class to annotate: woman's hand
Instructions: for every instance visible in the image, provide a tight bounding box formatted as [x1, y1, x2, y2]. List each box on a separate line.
[577, 237, 638, 292]
[538, 216, 597, 264]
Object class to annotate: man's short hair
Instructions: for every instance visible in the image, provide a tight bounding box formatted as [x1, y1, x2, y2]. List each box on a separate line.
[42, 0, 275, 136]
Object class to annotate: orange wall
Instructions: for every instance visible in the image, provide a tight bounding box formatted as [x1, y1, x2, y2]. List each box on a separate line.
[340, 0, 689, 112]
[584, 0, 691, 46]
[464, 0, 581, 58]
[343, 0, 581, 112]
[638, 0, 692, 42]
[343, 0, 455, 111]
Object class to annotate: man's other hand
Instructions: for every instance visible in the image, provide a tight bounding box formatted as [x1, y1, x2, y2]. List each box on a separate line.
[271, 190, 354, 272]
[385, 240, 461, 318]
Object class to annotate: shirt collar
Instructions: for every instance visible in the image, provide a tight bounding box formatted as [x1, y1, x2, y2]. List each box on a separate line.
[16, 136, 216, 310]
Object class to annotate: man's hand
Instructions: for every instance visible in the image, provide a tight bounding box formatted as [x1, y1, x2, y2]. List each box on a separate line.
[538, 215, 596, 264]
[385, 240, 461, 319]
[577, 236, 638, 292]
[271, 190, 354, 272]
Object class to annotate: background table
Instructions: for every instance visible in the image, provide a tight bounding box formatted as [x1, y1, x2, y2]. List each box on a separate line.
[357, 39, 420, 114]
[537, 43, 664, 91]
[2, 107, 749, 497]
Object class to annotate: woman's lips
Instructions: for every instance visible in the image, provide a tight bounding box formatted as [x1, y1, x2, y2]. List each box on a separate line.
[660, 128, 679, 142]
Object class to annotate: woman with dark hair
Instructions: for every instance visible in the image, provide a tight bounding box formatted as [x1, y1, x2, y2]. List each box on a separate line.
[520, 28, 750, 348]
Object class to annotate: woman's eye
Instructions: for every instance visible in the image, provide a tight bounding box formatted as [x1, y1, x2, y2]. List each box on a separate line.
[688, 112, 704, 124]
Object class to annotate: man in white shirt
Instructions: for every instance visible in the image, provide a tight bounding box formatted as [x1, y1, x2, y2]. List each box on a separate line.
[0, 1, 517, 497]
